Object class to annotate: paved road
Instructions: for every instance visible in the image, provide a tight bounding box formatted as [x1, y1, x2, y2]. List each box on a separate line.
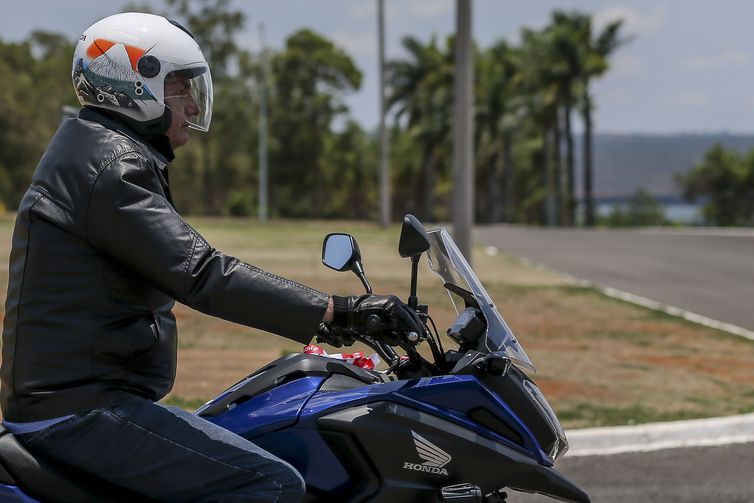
[506, 442, 754, 502]
[476, 226, 754, 332]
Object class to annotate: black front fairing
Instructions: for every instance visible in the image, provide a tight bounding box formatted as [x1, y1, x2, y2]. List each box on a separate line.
[450, 352, 566, 465]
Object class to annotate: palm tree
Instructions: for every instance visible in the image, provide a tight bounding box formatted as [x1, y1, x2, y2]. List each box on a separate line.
[518, 28, 561, 226]
[547, 11, 591, 226]
[475, 40, 520, 222]
[386, 36, 453, 221]
[579, 18, 624, 226]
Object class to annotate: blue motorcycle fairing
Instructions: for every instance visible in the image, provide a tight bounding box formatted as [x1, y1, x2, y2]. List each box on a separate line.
[205, 377, 324, 438]
[0, 485, 39, 503]
[395, 375, 548, 465]
[206, 369, 551, 467]
[251, 427, 352, 495]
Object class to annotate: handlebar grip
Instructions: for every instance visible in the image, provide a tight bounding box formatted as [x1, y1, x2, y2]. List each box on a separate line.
[317, 323, 330, 337]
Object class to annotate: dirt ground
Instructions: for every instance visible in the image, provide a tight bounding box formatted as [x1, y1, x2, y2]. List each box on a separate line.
[1, 215, 753, 428]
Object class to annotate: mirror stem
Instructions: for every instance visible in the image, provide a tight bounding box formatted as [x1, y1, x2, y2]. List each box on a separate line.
[351, 261, 373, 294]
[408, 255, 419, 309]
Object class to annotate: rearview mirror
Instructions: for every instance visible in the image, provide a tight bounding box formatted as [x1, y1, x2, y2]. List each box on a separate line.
[322, 233, 361, 272]
[398, 214, 430, 258]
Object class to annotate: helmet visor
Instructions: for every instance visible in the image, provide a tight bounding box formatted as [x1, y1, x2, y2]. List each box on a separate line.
[163, 67, 213, 132]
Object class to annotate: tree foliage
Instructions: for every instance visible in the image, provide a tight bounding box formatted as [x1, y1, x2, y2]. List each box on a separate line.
[385, 12, 625, 226]
[386, 35, 453, 221]
[0, 8, 633, 227]
[268, 29, 363, 218]
[601, 187, 666, 227]
[677, 145, 754, 226]
[0, 32, 77, 209]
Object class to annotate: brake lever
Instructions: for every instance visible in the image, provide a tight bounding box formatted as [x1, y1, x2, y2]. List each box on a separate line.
[355, 333, 400, 370]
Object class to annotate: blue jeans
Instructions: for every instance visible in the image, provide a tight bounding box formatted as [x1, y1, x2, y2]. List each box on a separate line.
[16, 398, 305, 502]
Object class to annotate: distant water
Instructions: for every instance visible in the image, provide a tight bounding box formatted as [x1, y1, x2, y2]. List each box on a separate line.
[597, 202, 703, 224]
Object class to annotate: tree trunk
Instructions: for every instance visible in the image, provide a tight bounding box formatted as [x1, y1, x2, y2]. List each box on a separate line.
[564, 100, 575, 226]
[311, 157, 322, 219]
[488, 150, 501, 223]
[582, 88, 595, 227]
[421, 147, 436, 221]
[310, 110, 324, 219]
[201, 134, 214, 214]
[553, 114, 562, 226]
[502, 131, 514, 222]
[543, 129, 556, 226]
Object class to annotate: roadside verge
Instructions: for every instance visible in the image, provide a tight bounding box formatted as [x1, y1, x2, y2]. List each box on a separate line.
[513, 254, 754, 342]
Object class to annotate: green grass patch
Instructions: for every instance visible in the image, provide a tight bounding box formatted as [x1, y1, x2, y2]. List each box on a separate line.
[160, 395, 208, 411]
[557, 403, 713, 427]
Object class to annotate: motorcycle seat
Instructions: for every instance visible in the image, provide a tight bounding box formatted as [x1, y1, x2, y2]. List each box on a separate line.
[0, 425, 154, 502]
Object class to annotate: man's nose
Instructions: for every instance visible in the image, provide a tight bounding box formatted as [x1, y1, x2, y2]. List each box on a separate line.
[186, 94, 200, 117]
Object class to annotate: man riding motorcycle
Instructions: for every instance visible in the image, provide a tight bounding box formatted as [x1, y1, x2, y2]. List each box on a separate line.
[0, 12, 420, 502]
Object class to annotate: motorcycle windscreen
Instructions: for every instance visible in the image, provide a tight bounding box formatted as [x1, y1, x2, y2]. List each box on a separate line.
[426, 228, 536, 373]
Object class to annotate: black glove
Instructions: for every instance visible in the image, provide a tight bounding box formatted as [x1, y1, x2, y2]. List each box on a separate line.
[329, 294, 424, 345]
[316, 323, 355, 348]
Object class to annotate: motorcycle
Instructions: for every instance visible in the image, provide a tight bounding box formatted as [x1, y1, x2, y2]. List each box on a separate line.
[0, 215, 589, 502]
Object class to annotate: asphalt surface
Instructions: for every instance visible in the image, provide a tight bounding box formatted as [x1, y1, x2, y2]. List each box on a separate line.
[506, 442, 754, 503]
[475, 226, 754, 332]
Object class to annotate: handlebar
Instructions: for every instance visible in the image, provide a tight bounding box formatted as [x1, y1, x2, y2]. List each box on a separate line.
[365, 314, 419, 344]
[317, 314, 424, 372]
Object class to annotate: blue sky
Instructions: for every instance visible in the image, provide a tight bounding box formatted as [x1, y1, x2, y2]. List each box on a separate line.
[2, 0, 753, 133]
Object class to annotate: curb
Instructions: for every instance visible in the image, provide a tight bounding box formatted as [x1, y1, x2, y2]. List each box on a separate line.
[565, 412, 754, 457]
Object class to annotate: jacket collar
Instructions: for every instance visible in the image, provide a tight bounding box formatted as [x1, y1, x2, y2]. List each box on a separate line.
[78, 108, 174, 165]
[78, 107, 176, 208]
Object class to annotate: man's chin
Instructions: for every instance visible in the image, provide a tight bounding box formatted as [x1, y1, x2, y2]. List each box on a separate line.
[169, 133, 190, 150]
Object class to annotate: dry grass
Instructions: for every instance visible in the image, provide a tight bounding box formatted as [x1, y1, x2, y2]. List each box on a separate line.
[1, 214, 753, 427]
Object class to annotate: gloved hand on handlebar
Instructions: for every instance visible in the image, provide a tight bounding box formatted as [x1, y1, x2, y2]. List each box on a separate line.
[316, 324, 355, 348]
[319, 294, 424, 347]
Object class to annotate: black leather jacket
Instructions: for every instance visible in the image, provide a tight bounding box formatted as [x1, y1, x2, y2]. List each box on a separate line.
[1, 109, 329, 422]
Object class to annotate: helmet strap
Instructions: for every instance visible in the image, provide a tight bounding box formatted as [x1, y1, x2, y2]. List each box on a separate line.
[93, 107, 172, 140]
[130, 108, 173, 139]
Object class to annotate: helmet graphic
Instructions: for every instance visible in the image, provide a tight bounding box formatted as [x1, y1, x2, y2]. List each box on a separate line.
[72, 12, 212, 137]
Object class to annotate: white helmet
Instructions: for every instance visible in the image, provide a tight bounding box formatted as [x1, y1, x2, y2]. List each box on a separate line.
[72, 12, 212, 137]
